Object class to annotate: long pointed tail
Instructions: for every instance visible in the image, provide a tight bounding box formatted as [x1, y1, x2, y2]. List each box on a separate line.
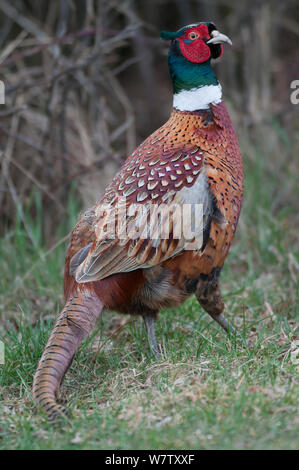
[32, 290, 103, 421]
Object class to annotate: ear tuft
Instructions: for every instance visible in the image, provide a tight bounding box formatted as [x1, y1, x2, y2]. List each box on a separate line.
[160, 30, 179, 40]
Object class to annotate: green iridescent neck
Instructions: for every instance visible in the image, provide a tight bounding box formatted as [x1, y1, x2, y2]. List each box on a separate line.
[168, 42, 219, 94]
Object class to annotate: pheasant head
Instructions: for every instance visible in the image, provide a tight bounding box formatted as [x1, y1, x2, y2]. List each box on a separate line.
[161, 22, 232, 110]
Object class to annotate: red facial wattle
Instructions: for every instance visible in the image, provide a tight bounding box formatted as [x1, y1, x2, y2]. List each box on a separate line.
[179, 38, 211, 63]
[177, 24, 223, 63]
[216, 44, 223, 59]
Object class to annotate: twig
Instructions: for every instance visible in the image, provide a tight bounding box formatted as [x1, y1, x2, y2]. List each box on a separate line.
[9, 156, 65, 211]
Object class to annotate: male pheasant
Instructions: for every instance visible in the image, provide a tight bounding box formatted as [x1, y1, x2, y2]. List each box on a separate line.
[33, 22, 244, 421]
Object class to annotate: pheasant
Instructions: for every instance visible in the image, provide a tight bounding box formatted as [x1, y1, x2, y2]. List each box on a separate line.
[33, 22, 244, 421]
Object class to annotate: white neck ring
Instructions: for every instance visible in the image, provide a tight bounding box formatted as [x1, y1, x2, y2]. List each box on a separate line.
[173, 84, 222, 111]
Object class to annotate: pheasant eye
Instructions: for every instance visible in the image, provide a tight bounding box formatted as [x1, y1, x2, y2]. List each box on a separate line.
[189, 32, 199, 40]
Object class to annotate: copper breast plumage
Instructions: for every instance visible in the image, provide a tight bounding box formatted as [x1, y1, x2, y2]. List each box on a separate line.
[67, 102, 243, 286]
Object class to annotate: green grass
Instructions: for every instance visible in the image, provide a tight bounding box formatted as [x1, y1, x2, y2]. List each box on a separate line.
[0, 126, 298, 449]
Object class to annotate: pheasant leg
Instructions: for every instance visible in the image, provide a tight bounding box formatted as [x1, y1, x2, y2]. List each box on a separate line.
[195, 277, 237, 335]
[143, 315, 161, 359]
[206, 311, 236, 334]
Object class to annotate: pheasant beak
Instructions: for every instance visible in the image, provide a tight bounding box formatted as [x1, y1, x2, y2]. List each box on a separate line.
[207, 30, 232, 46]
